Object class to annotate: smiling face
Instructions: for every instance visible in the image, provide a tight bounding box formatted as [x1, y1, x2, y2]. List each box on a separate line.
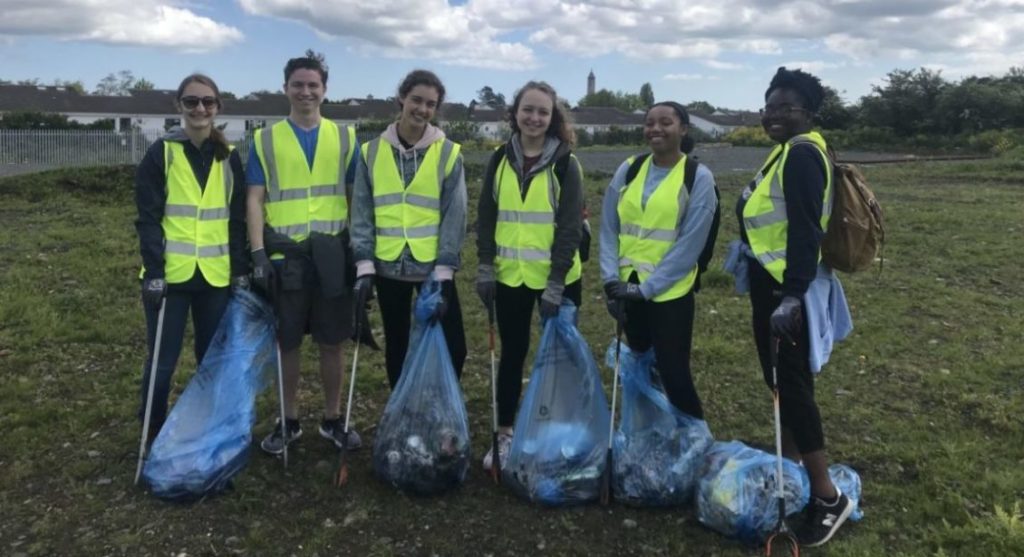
[515, 88, 554, 143]
[285, 68, 325, 115]
[399, 84, 440, 130]
[761, 87, 813, 143]
[177, 81, 219, 133]
[644, 105, 686, 155]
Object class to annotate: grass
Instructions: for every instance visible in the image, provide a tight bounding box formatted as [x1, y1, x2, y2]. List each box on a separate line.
[0, 156, 1022, 556]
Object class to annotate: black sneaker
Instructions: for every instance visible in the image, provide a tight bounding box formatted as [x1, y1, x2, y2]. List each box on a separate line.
[260, 418, 302, 455]
[795, 490, 854, 547]
[319, 417, 362, 450]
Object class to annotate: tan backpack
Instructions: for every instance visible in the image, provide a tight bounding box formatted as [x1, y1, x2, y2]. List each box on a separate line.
[821, 153, 885, 273]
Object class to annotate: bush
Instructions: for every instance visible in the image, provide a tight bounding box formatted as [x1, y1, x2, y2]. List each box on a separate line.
[967, 129, 1024, 155]
[721, 126, 772, 147]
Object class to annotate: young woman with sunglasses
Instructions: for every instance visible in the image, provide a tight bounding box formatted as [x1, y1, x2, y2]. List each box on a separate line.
[134, 74, 248, 444]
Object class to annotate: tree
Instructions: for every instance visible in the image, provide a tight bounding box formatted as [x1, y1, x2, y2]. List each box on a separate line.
[94, 70, 151, 96]
[476, 85, 506, 108]
[816, 86, 855, 130]
[578, 89, 645, 111]
[685, 100, 716, 114]
[639, 82, 655, 107]
[133, 78, 155, 91]
[54, 79, 86, 94]
[857, 68, 949, 135]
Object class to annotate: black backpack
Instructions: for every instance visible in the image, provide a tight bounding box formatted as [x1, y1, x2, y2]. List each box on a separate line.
[623, 153, 721, 292]
[487, 149, 592, 262]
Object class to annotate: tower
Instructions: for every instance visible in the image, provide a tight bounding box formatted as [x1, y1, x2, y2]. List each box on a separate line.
[587, 69, 595, 96]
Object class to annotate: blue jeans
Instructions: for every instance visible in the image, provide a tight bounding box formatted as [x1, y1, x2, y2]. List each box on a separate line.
[139, 273, 230, 439]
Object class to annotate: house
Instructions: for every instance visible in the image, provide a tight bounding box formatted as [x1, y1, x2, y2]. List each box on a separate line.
[688, 109, 762, 138]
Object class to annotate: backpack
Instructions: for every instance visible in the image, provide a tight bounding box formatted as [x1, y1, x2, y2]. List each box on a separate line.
[820, 151, 885, 273]
[487, 148, 592, 261]
[623, 153, 721, 292]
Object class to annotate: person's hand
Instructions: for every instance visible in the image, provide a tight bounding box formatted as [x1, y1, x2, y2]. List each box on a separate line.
[603, 282, 624, 323]
[771, 296, 803, 344]
[353, 275, 375, 330]
[614, 281, 646, 302]
[142, 278, 166, 309]
[251, 248, 276, 296]
[476, 264, 496, 312]
[231, 275, 250, 291]
[433, 280, 454, 323]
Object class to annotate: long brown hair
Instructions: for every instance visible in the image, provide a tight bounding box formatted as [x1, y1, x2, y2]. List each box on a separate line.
[508, 81, 576, 148]
[175, 73, 231, 161]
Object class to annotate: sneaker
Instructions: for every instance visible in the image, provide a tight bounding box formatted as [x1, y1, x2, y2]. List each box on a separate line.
[319, 417, 362, 450]
[795, 490, 854, 547]
[260, 418, 302, 455]
[482, 433, 513, 472]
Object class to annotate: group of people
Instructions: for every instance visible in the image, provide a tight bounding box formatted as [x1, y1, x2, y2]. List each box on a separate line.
[134, 50, 854, 547]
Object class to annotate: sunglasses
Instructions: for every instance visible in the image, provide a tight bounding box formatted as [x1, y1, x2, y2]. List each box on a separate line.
[180, 96, 219, 110]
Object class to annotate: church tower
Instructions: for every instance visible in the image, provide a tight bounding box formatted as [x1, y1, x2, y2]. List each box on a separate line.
[587, 69, 596, 96]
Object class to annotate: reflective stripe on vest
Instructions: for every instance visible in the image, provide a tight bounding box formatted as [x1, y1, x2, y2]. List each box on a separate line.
[364, 137, 460, 262]
[493, 152, 581, 289]
[254, 119, 354, 242]
[142, 141, 232, 286]
[616, 154, 697, 302]
[742, 131, 833, 284]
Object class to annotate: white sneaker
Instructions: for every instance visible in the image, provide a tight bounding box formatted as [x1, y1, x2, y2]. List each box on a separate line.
[482, 433, 513, 471]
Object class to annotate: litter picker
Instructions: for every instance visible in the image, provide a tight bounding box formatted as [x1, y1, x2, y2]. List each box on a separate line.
[487, 303, 501, 483]
[135, 299, 167, 485]
[765, 336, 800, 557]
[599, 313, 623, 506]
[335, 320, 362, 487]
[275, 341, 288, 469]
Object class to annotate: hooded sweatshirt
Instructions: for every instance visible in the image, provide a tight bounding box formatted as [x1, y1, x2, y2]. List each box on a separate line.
[350, 122, 467, 281]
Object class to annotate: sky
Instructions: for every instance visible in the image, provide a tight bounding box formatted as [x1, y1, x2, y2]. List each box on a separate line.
[1, 0, 1023, 111]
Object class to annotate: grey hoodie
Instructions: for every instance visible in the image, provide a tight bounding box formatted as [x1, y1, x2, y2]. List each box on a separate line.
[350, 122, 467, 281]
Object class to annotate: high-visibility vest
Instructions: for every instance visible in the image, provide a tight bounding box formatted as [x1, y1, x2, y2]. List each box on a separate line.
[253, 119, 355, 243]
[617, 154, 697, 302]
[363, 137, 460, 262]
[146, 141, 233, 286]
[493, 153, 582, 289]
[742, 131, 833, 284]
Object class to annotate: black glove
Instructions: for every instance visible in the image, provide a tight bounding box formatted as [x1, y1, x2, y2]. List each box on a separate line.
[603, 282, 624, 323]
[251, 248, 276, 297]
[476, 264, 496, 313]
[231, 275, 250, 292]
[433, 280, 454, 323]
[614, 281, 646, 302]
[353, 275, 375, 328]
[771, 296, 804, 344]
[141, 278, 166, 309]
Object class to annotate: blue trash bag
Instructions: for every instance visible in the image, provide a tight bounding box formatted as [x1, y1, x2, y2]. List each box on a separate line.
[503, 303, 610, 506]
[372, 278, 471, 495]
[142, 289, 277, 500]
[830, 463, 864, 521]
[696, 441, 810, 543]
[605, 340, 714, 506]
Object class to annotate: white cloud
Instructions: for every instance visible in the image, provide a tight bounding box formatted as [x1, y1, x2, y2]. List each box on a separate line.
[0, 1, 243, 50]
[704, 60, 748, 71]
[779, 60, 846, 73]
[664, 73, 718, 81]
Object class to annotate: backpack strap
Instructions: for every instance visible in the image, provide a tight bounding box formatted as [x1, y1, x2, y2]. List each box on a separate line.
[624, 152, 650, 185]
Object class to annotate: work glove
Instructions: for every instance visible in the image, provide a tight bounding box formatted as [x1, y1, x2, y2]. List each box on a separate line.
[603, 281, 625, 324]
[353, 275, 375, 329]
[432, 279, 454, 323]
[231, 275, 250, 292]
[771, 296, 804, 344]
[613, 281, 646, 302]
[251, 248, 276, 297]
[539, 282, 564, 321]
[476, 264, 496, 312]
[141, 278, 166, 309]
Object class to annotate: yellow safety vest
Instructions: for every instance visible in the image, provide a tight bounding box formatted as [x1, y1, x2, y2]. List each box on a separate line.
[617, 155, 697, 302]
[493, 152, 582, 289]
[144, 141, 232, 286]
[254, 119, 355, 244]
[742, 131, 833, 284]
[363, 137, 460, 262]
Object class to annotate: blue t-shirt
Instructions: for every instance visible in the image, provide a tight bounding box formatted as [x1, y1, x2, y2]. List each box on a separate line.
[246, 119, 359, 186]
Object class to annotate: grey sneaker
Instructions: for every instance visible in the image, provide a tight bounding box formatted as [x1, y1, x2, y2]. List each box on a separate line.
[260, 418, 301, 455]
[319, 417, 362, 450]
[482, 433, 513, 472]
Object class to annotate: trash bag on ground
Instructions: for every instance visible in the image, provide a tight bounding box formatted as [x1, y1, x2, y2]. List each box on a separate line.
[503, 303, 610, 506]
[372, 278, 470, 495]
[606, 340, 714, 506]
[142, 289, 277, 500]
[830, 463, 864, 521]
[696, 441, 810, 543]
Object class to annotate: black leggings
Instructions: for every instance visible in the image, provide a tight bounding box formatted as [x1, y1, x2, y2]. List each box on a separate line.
[748, 257, 824, 453]
[375, 276, 467, 389]
[622, 287, 704, 419]
[495, 281, 583, 427]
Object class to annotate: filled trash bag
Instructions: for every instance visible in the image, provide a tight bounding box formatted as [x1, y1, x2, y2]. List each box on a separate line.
[142, 289, 277, 500]
[503, 303, 610, 506]
[607, 341, 714, 506]
[696, 441, 810, 543]
[830, 463, 864, 521]
[372, 278, 471, 495]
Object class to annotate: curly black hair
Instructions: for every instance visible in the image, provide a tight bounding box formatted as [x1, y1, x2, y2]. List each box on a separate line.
[765, 66, 825, 113]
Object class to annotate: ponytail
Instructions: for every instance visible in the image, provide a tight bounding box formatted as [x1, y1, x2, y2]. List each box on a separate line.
[209, 126, 231, 161]
[680, 135, 695, 154]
